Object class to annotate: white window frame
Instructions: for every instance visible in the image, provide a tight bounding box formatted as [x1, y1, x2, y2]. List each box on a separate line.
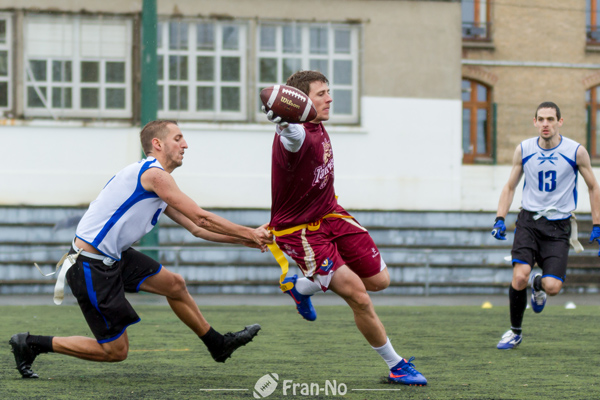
[23, 14, 132, 119]
[157, 19, 247, 121]
[0, 12, 12, 112]
[256, 22, 360, 124]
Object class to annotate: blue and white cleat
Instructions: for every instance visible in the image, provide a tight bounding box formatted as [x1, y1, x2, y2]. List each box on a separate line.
[388, 357, 427, 386]
[497, 330, 522, 350]
[282, 275, 317, 321]
[530, 273, 547, 313]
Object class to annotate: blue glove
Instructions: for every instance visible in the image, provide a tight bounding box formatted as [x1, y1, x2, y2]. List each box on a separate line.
[491, 217, 507, 240]
[589, 225, 600, 256]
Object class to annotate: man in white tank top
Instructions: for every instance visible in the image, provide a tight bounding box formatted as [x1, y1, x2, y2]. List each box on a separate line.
[492, 102, 600, 350]
[9, 121, 273, 379]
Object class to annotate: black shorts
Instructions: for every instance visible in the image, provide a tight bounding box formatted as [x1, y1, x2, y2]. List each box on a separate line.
[66, 246, 162, 343]
[511, 209, 571, 281]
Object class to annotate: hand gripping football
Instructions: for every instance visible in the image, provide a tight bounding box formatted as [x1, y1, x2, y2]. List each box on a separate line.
[260, 85, 317, 124]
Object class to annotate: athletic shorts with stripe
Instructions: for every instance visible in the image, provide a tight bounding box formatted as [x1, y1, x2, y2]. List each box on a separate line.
[274, 206, 386, 290]
[511, 209, 571, 281]
[65, 246, 162, 343]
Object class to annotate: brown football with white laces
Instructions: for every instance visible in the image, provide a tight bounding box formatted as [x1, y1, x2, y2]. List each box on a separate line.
[260, 84, 317, 124]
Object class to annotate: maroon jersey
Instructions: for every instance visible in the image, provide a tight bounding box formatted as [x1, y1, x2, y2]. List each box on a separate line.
[270, 122, 338, 230]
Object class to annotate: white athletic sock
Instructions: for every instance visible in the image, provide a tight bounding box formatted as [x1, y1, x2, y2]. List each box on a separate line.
[372, 338, 403, 369]
[294, 277, 321, 295]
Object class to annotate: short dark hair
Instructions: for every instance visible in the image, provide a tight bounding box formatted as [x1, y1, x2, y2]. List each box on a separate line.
[535, 102, 561, 120]
[140, 120, 178, 156]
[286, 70, 329, 96]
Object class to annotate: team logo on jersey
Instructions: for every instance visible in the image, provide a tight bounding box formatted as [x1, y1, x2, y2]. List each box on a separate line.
[538, 152, 558, 165]
[371, 247, 380, 258]
[322, 140, 332, 164]
[283, 244, 299, 256]
[319, 257, 334, 272]
[313, 139, 334, 189]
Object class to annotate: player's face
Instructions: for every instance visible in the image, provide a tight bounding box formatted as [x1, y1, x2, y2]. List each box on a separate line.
[162, 124, 188, 170]
[534, 107, 563, 143]
[308, 81, 332, 123]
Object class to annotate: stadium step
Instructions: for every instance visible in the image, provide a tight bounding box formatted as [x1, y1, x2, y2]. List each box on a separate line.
[0, 206, 598, 295]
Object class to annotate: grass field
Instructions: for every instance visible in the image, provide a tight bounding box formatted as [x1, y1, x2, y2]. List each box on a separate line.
[1, 302, 599, 400]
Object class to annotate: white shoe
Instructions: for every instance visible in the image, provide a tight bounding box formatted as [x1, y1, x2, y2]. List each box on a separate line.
[530, 273, 547, 313]
[497, 330, 522, 350]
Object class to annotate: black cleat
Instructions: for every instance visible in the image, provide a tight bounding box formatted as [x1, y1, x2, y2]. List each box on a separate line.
[210, 324, 261, 363]
[9, 332, 39, 379]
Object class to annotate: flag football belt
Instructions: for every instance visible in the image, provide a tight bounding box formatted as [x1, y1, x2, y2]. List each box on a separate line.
[569, 214, 584, 253]
[34, 239, 117, 305]
[267, 213, 354, 293]
[34, 246, 83, 305]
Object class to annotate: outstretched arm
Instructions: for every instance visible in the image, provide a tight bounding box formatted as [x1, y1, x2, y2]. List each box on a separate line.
[141, 168, 272, 247]
[262, 106, 306, 153]
[164, 206, 268, 251]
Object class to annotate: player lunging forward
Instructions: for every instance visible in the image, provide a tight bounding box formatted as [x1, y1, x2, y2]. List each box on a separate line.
[9, 120, 272, 378]
[263, 70, 426, 385]
[492, 102, 600, 349]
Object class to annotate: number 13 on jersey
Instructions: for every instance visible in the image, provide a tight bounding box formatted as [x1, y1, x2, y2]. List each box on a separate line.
[538, 170, 557, 192]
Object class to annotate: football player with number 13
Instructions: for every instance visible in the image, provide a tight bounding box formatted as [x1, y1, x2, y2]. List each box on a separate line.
[493, 102, 600, 350]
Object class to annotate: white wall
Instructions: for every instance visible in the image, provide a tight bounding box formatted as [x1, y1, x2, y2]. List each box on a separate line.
[2, 96, 596, 212]
[0, 124, 141, 205]
[333, 97, 463, 210]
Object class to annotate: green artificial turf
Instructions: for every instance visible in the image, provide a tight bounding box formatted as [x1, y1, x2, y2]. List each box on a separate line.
[1, 303, 598, 399]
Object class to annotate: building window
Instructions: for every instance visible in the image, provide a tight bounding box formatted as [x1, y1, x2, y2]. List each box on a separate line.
[586, 86, 600, 158]
[462, 79, 492, 163]
[0, 13, 12, 111]
[23, 14, 132, 119]
[157, 20, 247, 121]
[257, 23, 359, 124]
[462, 0, 491, 41]
[587, 0, 600, 42]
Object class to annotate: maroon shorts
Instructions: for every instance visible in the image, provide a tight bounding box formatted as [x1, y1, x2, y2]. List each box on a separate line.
[274, 207, 385, 287]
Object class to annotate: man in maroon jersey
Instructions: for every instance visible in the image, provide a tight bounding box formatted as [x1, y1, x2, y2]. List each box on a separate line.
[263, 70, 427, 386]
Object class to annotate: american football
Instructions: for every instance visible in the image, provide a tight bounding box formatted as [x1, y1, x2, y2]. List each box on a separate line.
[260, 84, 317, 123]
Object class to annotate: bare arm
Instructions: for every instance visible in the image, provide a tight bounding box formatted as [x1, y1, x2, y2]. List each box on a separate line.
[496, 145, 524, 218]
[164, 206, 268, 251]
[576, 146, 600, 224]
[141, 168, 272, 246]
[164, 206, 241, 243]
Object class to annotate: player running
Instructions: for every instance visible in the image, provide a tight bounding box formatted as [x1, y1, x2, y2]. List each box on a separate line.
[492, 102, 600, 349]
[263, 70, 427, 385]
[9, 120, 271, 378]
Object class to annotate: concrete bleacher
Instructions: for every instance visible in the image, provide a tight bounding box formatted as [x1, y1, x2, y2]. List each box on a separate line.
[0, 206, 598, 295]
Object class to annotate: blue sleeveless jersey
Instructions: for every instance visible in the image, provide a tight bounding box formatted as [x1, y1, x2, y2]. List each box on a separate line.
[76, 157, 168, 260]
[521, 136, 580, 220]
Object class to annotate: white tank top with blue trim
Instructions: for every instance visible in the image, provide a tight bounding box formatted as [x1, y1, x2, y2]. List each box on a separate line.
[76, 157, 168, 260]
[521, 135, 580, 220]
